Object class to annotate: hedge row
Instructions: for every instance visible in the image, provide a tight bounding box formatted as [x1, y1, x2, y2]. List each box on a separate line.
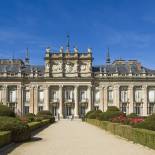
[28, 119, 51, 132]
[86, 119, 155, 150]
[0, 119, 53, 149]
[0, 131, 11, 148]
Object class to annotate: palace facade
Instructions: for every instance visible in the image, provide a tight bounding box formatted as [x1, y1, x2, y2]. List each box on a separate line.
[0, 46, 155, 118]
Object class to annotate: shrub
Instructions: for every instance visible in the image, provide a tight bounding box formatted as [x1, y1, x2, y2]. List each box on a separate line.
[145, 113, 155, 122]
[107, 106, 120, 112]
[37, 110, 52, 116]
[0, 116, 31, 142]
[85, 110, 95, 118]
[0, 104, 15, 117]
[86, 110, 103, 119]
[0, 131, 11, 148]
[24, 113, 36, 122]
[111, 114, 129, 124]
[37, 110, 55, 123]
[127, 113, 138, 118]
[132, 114, 155, 131]
[100, 111, 123, 121]
[86, 119, 155, 150]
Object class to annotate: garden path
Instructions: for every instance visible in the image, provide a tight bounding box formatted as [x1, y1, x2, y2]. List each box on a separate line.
[7, 119, 155, 155]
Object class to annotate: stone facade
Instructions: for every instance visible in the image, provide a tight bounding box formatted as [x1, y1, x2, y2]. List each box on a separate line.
[0, 47, 155, 118]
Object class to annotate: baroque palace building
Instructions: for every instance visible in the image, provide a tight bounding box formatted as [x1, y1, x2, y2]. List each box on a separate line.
[0, 44, 155, 118]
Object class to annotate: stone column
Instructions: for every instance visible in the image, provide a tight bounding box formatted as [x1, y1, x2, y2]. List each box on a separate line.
[59, 85, 63, 118]
[142, 85, 148, 116]
[114, 85, 120, 108]
[34, 85, 38, 114]
[128, 85, 134, 114]
[29, 85, 34, 114]
[44, 85, 49, 110]
[86, 86, 92, 113]
[74, 85, 79, 118]
[17, 85, 22, 116]
[2, 85, 8, 105]
[99, 86, 104, 111]
[103, 86, 108, 112]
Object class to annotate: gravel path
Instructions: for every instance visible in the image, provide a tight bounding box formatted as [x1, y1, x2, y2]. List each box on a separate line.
[8, 119, 155, 155]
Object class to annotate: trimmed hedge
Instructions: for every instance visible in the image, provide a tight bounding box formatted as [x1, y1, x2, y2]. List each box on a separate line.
[0, 131, 11, 148]
[28, 119, 51, 132]
[0, 104, 15, 117]
[86, 119, 155, 150]
[36, 110, 55, 123]
[0, 116, 31, 142]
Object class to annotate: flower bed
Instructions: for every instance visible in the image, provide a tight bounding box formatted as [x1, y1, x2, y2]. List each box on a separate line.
[86, 119, 155, 150]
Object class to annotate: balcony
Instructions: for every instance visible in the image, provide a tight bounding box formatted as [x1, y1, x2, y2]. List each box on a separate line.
[79, 98, 88, 103]
[64, 98, 74, 103]
[50, 98, 59, 103]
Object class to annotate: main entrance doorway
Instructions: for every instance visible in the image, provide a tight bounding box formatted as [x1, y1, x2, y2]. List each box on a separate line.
[64, 105, 73, 118]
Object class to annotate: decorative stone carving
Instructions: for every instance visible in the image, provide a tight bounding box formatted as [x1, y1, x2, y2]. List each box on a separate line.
[65, 62, 74, 73]
[46, 47, 51, 53]
[80, 62, 91, 72]
[52, 61, 62, 72]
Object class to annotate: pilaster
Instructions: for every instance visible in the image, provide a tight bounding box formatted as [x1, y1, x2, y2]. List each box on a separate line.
[99, 86, 104, 111]
[44, 85, 49, 110]
[142, 85, 148, 116]
[2, 85, 7, 105]
[114, 85, 120, 108]
[86, 85, 92, 113]
[59, 85, 63, 117]
[17, 85, 22, 116]
[74, 85, 79, 118]
[128, 85, 134, 114]
[103, 86, 108, 112]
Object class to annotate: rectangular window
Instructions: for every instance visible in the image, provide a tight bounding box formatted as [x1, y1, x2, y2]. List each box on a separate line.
[38, 106, 43, 112]
[108, 90, 113, 103]
[24, 106, 29, 114]
[121, 90, 128, 103]
[9, 89, 16, 103]
[149, 90, 155, 103]
[65, 90, 73, 101]
[51, 90, 58, 101]
[38, 90, 44, 103]
[24, 90, 30, 103]
[95, 90, 100, 103]
[135, 89, 142, 103]
[80, 90, 87, 102]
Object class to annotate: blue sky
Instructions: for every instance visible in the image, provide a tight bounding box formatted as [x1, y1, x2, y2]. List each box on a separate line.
[0, 0, 155, 68]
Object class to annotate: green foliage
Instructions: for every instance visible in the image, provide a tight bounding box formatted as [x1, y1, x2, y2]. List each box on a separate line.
[0, 116, 31, 142]
[107, 106, 120, 112]
[28, 119, 51, 131]
[24, 113, 36, 122]
[133, 113, 155, 131]
[127, 113, 138, 118]
[0, 104, 15, 117]
[86, 119, 155, 150]
[0, 131, 11, 148]
[37, 110, 52, 116]
[85, 110, 95, 118]
[86, 110, 102, 119]
[98, 111, 123, 121]
[37, 110, 55, 123]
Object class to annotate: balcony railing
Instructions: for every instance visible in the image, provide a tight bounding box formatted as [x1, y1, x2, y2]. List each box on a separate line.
[64, 98, 74, 103]
[50, 98, 59, 103]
